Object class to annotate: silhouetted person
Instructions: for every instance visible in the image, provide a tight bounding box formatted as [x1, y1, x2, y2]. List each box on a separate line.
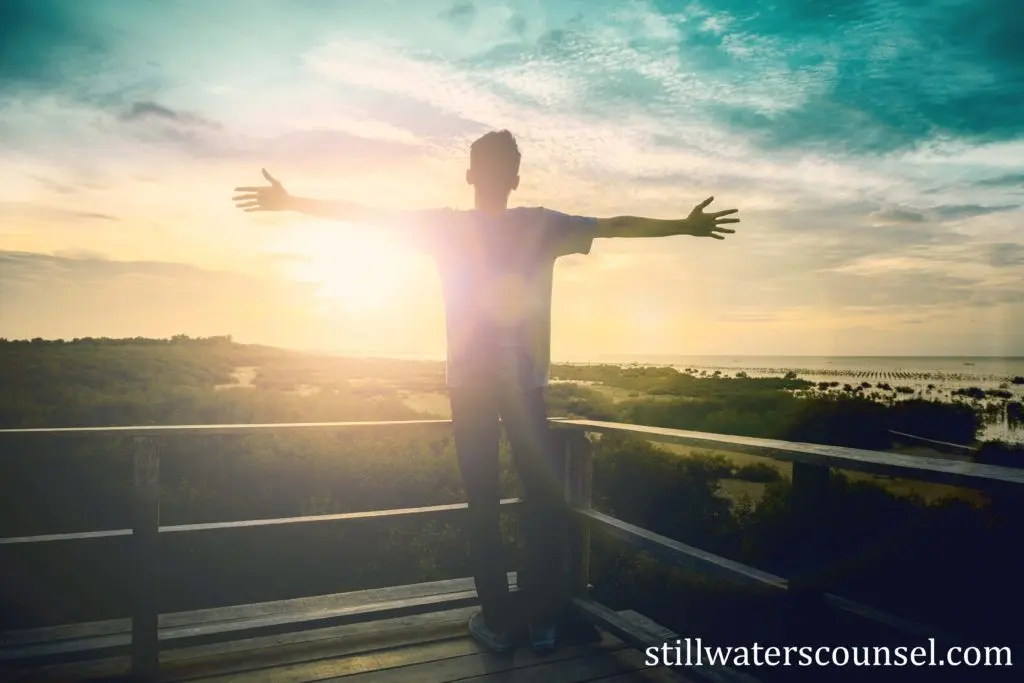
[233, 130, 738, 653]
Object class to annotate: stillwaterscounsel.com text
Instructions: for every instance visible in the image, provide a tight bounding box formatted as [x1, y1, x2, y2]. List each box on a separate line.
[646, 638, 1013, 669]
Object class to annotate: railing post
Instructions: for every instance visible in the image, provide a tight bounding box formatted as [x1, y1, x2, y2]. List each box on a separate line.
[787, 461, 831, 631]
[132, 437, 160, 682]
[563, 430, 594, 599]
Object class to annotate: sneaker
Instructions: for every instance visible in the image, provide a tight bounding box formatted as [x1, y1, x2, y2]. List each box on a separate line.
[468, 611, 514, 653]
[528, 621, 557, 653]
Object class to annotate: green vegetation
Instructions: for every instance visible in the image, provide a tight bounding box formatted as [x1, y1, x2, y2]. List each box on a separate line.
[550, 363, 984, 449]
[0, 338, 1021, 673]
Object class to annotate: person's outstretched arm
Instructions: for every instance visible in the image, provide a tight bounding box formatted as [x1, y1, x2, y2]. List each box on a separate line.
[233, 168, 438, 229]
[595, 197, 739, 240]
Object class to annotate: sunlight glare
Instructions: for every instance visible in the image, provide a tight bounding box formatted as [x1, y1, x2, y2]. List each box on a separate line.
[271, 223, 419, 314]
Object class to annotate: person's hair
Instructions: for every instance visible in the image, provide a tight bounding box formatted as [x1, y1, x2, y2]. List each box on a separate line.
[469, 129, 521, 177]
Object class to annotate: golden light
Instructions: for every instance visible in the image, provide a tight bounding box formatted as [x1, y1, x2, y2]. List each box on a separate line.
[271, 222, 420, 314]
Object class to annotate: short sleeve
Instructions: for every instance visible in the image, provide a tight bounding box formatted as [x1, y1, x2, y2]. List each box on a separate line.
[540, 209, 598, 257]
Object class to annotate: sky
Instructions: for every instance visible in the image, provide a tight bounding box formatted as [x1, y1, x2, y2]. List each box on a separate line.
[1, 0, 1022, 358]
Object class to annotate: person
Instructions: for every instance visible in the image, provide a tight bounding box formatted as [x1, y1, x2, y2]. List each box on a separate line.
[232, 129, 739, 654]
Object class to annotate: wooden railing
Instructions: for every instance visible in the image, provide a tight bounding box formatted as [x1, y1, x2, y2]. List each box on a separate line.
[1, 419, 1021, 682]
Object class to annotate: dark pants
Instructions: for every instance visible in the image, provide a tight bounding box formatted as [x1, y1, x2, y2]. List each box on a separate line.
[450, 383, 568, 631]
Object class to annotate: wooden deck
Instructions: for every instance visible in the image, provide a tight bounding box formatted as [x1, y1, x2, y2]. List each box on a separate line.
[7, 606, 681, 683]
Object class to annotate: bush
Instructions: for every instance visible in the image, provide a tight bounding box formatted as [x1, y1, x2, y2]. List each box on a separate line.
[733, 462, 782, 483]
[974, 440, 1024, 468]
[888, 399, 981, 444]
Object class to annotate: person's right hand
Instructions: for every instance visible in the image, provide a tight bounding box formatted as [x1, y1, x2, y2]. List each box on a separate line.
[233, 169, 291, 212]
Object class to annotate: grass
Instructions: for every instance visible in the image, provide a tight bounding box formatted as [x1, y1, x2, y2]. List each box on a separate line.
[657, 443, 982, 505]
[400, 391, 452, 418]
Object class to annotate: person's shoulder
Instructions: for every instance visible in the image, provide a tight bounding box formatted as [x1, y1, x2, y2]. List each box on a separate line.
[518, 207, 597, 229]
[506, 206, 552, 223]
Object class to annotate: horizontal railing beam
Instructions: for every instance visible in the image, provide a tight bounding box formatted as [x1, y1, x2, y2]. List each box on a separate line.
[2, 417, 1020, 492]
[552, 419, 1024, 492]
[0, 419, 453, 438]
[580, 508, 787, 591]
[0, 499, 522, 546]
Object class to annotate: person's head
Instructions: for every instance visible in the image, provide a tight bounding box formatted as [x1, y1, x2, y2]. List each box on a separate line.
[466, 130, 520, 207]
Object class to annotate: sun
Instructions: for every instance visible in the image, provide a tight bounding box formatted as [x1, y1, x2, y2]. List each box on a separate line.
[274, 223, 420, 314]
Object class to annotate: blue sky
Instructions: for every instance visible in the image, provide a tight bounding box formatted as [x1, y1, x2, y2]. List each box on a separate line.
[1, 0, 1021, 356]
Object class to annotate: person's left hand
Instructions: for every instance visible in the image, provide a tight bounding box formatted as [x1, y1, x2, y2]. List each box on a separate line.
[233, 169, 292, 212]
[687, 197, 739, 239]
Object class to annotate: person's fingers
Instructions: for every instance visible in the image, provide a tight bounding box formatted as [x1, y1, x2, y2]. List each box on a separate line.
[712, 208, 738, 217]
[262, 168, 280, 186]
[714, 227, 736, 234]
[232, 194, 259, 202]
[698, 196, 714, 209]
[234, 186, 268, 192]
[710, 233, 724, 240]
[236, 200, 260, 209]
[715, 218, 740, 225]
[243, 207, 267, 212]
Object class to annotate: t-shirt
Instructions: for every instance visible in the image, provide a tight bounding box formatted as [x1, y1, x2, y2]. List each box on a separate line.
[392, 207, 597, 388]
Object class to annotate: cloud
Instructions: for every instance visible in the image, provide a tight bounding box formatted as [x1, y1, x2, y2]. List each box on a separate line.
[866, 202, 1021, 228]
[0, 0, 105, 89]
[869, 207, 927, 225]
[984, 242, 1024, 268]
[51, 248, 108, 260]
[245, 129, 426, 169]
[29, 175, 81, 195]
[507, 13, 527, 37]
[439, 2, 477, 27]
[120, 101, 222, 131]
[929, 204, 1020, 221]
[701, 0, 1024, 154]
[974, 173, 1024, 188]
[0, 202, 119, 223]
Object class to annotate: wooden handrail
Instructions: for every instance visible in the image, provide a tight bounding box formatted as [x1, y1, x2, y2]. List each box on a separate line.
[550, 419, 1023, 492]
[3, 417, 1019, 490]
[0, 499, 523, 546]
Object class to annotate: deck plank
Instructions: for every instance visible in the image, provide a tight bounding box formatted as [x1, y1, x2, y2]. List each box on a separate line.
[8, 610, 634, 683]
[2, 573, 517, 648]
[7, 608, 476, 682]
[193, 637, 483, 683]
[316, 633, 631, 683]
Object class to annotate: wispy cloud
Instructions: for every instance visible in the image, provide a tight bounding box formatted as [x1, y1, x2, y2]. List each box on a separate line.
[974, 173, 1024, 188]
[120, 101, 223, 130]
